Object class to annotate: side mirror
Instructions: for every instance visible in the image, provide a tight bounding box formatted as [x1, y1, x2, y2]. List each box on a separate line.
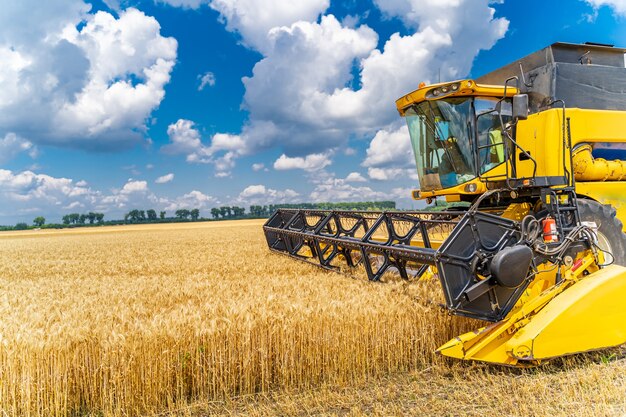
[512, 94, 528, 120]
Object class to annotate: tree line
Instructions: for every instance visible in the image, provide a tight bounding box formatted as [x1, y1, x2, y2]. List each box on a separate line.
[1, 201, 397, 231]
[62, 212, 105, 225]
[249, 201, 396, 216]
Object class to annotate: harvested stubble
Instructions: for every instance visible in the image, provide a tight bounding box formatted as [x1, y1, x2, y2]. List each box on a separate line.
[0, 220, 475, 416]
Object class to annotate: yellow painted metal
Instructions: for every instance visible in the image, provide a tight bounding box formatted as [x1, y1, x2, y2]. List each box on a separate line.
[417, 265, 436, 282]
[572, 144, 626, 181]
[395, 80, 517, 116]
[508, 264, 626, 361]
[437, 251, 626, 366]
[575, 182, 626, 233]
[500, 202, 531, 222]
[411, 177, 488, 201]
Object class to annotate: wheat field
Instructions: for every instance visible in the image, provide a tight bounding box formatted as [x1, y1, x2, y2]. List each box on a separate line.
[1, 220, 625, 416]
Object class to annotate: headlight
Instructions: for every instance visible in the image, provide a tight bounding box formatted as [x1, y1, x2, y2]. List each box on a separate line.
[464, 183, 478, 193]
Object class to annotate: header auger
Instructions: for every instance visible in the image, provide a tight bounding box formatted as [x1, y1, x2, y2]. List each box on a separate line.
[264, 42, 626, 366]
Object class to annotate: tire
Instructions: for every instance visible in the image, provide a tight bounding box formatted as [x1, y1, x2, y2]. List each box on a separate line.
[577, 199, 626, 266]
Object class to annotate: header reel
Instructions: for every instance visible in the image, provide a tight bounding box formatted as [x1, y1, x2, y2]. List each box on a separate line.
[266, 206, 539, 323]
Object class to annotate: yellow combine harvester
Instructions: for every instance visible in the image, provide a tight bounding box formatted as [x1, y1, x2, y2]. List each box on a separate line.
[264, 42, 626, 366]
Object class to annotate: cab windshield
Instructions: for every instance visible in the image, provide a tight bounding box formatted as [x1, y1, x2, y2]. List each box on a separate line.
[405, 97, 510, 191]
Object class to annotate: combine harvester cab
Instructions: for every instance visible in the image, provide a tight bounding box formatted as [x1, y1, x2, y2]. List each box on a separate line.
[264, 42, 626, 367]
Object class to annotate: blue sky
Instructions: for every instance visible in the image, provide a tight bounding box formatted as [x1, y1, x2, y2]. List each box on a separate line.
[1, 0, 625, 224]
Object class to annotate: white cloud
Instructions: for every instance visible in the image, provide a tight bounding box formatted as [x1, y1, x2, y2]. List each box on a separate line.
[218, 1, 508, 157]
[208, 0, 330, 52]
[361, 124, 419, 181]
[252, 163, 265, 171]
[367, 167, 418, 181]
[585, 0, 626, 14]
[237, 184, 299, 204]
[120, 179, 148, 194]
[163, 190, 216, 211]
[239, 184, 267, 198]
[0, 168, 222, 223]
[0, 169, 94, 210]
[273, 152, 332, 172]
[0, 5, 177, 150]
[198, 71, 216, 90]
[155, 173, 174, 184]
[345, 172, 367, 182]
[162, 119, 204, 156]
[241, 15, 378, 154]
[363, 124, 412, 168]
[309, 174, 410, 202]
[162, 119, 246, 175]
[64, 201, 84, 210]
[0, 133, 38, 164]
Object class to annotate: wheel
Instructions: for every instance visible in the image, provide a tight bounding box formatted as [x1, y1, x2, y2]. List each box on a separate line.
[577, 199, 626, 266]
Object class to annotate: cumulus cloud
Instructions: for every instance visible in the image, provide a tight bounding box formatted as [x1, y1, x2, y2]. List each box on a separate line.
[367, 167, 418, 181]
[120, 180, 148, 194]
[0, 169, 96, 222]
[237, 184, 299, 204]
[241, 15, 378, 154]
[0, 133, 38, 164]
[162, 119, 246, 175]
[197, 71, 216, 90]
[362, 124, 412, 168]
[309, 174, 411, 202]
[0, 4, 177, 150]
[0, 167, 222, 223]
[585, 0, 626, 14]
[273, 152, 332, 172]
[361, 124, 418, 181]
[206, 0, 507, 158]
[163, 190, 216, 211]
[252, 163, 265, 171]
[344, 172, 367, 182]
[155, 173, 174, 184]
[208, 0, 330, 52]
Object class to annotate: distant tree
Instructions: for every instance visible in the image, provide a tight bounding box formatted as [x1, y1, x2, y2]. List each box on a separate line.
[69, 213, 80, 224]
[175, 209, 190, 220]
[33, 216, 45, 227]
[62, 215, 71, 225]
[95, 213, 105, 224]
[146, 209, 157, 221]
[232, 206, 245, 217]
[219, 206, 228, 218]
[138, 210, 146, 221]
[190, 208, 200, 221]
[126, 209, 141, 223]
[14, 222, 28, 230]
[250, 205, 265, 217]
[78, 214, 86, 225]
[87, 212, 96, 224]
[211, 208, 220, 219]
[159, 211, 166, 220]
